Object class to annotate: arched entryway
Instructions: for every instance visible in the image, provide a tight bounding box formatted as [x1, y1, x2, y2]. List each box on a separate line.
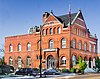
[47, 55, 55, 69]
[89, 57, 91, 68]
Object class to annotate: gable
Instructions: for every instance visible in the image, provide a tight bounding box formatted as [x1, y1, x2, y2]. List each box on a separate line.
[72, 10, 87, 29]
[43, 13, 63, 27]
[45, 15, 57, 22]
[74, 17, 86, 29]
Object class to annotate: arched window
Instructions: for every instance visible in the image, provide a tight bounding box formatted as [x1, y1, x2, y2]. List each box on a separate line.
[61, 38, 66, 48]
[18, 43, 21, 51]
[26, 56, 31, 66]
[79, 41, 82, 50]
[9, 57, 13, 66]
[84, 42, 87, 51]
[72, 55, 76, 66]
[50, 28, 53, 35]
[18, 57, 22, 68]
[57, 27, 60, 34]
[49, 39, 53, 49]
[61, 56, 66, 65]
[72, 39, 76, 48]
[89, 43, 92, 52]
[27, 42, 31, 51]
[9, 44, 13, 52]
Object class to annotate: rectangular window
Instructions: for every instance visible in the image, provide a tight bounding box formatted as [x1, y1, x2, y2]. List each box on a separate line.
[89, 44, 92, 52]
[94, 45, 96, 53]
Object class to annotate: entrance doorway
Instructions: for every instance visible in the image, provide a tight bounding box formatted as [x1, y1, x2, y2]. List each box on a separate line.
[47, 55, 55, 69]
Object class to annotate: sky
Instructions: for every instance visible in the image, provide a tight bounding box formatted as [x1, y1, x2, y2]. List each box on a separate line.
[0, 0, 100, 58]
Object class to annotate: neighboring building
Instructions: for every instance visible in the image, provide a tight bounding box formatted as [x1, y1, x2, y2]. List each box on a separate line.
[4, 10, 98, 70]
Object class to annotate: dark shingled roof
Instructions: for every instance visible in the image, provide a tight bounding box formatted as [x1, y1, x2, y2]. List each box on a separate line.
[57, 13, 77, 25]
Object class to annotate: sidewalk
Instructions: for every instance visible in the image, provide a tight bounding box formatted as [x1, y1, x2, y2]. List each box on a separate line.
[39, 76, 74, 79]
[38, 73, 76, 79]
[38, 73, 100, 79]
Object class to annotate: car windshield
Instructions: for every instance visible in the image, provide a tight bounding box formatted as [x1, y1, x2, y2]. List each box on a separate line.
[19, 69, 23, 72]
[47, 69, 57, 72]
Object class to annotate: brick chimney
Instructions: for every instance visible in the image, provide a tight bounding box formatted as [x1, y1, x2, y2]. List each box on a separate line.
[42, 12, 49, 22]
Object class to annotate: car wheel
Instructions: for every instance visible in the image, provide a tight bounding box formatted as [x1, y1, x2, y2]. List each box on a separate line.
[27, 74, 30, 76]
[53, 73, 55, 75]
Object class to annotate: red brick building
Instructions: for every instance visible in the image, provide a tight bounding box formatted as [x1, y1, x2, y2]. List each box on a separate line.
[4, 10, 98, 70]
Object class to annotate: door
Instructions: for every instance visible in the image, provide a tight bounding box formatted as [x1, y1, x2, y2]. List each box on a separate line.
[47, 55, 55, 69]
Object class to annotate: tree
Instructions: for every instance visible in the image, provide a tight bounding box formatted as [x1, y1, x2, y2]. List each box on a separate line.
[95, 57, 100, 72]
[0, 56, 6, 65]
[78, 57, 87, 74]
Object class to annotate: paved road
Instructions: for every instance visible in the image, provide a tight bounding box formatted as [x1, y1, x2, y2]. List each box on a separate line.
[57, 73, 100, 79]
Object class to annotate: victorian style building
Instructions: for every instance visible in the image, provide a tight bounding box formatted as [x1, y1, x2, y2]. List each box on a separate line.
[4, 10, 98, 70]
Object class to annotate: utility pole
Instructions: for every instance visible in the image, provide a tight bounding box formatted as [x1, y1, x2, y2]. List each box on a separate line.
[39, 25, 42, 77]
[68, 4, 72, 69]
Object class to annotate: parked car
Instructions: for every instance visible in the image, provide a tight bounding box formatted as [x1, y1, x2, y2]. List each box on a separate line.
[15, 68, 37, 76]
[0, 65, 14, 75]
[42, 69, 61, 75]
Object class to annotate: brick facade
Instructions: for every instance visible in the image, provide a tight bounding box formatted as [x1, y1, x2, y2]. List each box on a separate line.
[4, 10, 98, 70]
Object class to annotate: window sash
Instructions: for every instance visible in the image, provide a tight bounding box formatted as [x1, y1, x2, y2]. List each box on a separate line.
[10, 45, 13, 52]
[58, 27, 60, 34]
[62, 39, 66, 48]
[18, 44, 21, 51]
[50, 40, 53, 48]
[84, 43, 87, 51]
[50, 28, 53, 35]
[27, 43, 31, 51]
[89, 44, 92, 52]
[79, 42, 82, 50]
[27, 58, 31, 66]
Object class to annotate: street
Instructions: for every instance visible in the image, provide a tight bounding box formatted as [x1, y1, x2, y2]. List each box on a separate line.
[0, 73, 100, 79]
[55, 73, 100, 79]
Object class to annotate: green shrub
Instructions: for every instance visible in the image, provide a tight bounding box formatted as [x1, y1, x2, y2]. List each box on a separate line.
[95, 57, 100, 73]
[62, 68, 69, 73]
[70, 68, 76, 73]
[78, 57, 87, 74]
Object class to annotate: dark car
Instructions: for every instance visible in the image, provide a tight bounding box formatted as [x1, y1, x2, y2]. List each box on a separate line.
[43, 69, 61, 75]
[15, 68, 37, 76]
[0, 65, 14, 75]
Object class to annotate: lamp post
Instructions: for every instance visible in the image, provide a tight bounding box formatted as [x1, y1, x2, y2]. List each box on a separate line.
[39, 25, 42, 77]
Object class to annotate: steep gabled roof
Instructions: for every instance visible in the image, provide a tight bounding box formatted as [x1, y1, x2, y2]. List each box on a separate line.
[43, 12, 63, 26]
[57, 13, 77, 25]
